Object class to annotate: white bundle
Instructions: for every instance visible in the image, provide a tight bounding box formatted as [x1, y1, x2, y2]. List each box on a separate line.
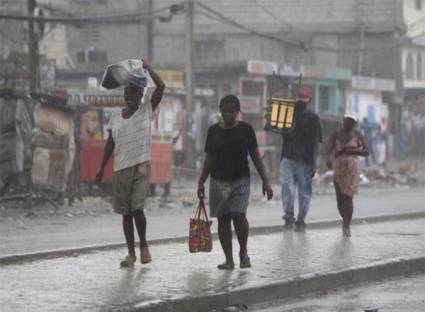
[101, 59, 155, 91]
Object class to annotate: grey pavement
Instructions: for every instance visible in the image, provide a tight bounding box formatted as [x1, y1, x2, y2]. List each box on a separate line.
[0, 185, 424, 257]
[250, 274, 425, 312]
[0, 218, 424, 311]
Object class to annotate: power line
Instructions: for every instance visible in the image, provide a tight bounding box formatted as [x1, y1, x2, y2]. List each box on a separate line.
[194, 2, 306, 49]
[0, 4, 181, 25]
[251, 0, 296, 31]
[194, 1, 404, 53]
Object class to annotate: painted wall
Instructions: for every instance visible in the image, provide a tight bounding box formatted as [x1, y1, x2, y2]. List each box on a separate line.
[346, 90, 389, 132]
[403, 0, 425, 38]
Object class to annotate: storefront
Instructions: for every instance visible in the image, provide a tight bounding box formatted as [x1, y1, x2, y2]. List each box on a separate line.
[347, 76, 395, 130]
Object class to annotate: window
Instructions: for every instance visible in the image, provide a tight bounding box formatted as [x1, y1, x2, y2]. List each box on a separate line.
[91, 25, 100, 43]
[415, 0, 422, 10]
[222, 84, 231, 94]
[241, 80, 264, 96]
[80, 25, 100, 43]
[417, 54, 423, 80]
[88, 49, 107, 63]
[76, 49, 107, 63]
[80, 27, 90, 43]
[77, 51, 85, 63]
[194, 39, 224, 60]
[406, 53, 414, 80]
[319, 86, 331, 112]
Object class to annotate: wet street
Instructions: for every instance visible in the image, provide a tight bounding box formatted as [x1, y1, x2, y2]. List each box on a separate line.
[250, 274, 425, 312]
[0, 218, 424, 311]
[0, 185, 424, 257]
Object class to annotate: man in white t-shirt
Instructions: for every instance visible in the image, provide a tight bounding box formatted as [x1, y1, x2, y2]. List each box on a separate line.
[96, 59, 165, 267]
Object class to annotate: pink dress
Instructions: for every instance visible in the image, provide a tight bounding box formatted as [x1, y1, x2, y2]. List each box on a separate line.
[333, 133, 363, 197]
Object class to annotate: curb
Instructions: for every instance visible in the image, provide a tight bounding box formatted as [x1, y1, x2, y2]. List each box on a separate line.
[127, 256, 425, 312]
[1, 211, 424, 265]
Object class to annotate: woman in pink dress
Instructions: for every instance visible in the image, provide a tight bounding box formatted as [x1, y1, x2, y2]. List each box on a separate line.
[326, 114, 369, 237]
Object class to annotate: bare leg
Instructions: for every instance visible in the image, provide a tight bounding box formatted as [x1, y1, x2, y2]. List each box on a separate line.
[218, 214, 234, 265]
[133, 209, 151, 263]
[232, 212, 251, 268]
[333, 182, 345, 219]
[334, 182, 353, 236]
[122, 214, 135, 256]
[231, 212, 249, 258]
[133, 210, 147, 247]
[343, 195, 354, 235]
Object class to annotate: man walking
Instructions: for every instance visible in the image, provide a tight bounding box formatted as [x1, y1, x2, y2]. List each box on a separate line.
[280, 85, 322, 232]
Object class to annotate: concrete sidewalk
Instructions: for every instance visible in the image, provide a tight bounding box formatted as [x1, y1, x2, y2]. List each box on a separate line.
[1, 185, 424, 258]
[1, 217, 424, 312]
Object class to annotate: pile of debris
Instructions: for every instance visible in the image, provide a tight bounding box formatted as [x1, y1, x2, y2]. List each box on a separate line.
[317, 162, 425, 187]
[0, 92, 77, 209]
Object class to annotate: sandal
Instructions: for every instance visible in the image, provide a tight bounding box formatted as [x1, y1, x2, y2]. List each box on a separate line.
[120, 255, 136, 267]
[140, 246, 152, 264]
[240, 255, 251, 269]
[217, 262, 235, 270]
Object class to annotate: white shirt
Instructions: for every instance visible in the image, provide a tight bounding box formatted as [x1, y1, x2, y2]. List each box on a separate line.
[107, 98, 152, 172]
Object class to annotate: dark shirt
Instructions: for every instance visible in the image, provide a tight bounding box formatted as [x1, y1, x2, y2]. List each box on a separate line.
[205, 121, 258, 181]
[281, 108, 322, 165]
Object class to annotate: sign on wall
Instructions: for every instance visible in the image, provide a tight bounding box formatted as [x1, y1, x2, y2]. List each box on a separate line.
[239, 95, 262, 113]
[247, 60, 278, 75]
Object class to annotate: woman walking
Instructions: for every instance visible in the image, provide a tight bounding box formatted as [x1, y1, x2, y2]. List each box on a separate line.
[96, 60, 164, 267]
[197, 94, 273, 270]
[326, 113, 369, 237]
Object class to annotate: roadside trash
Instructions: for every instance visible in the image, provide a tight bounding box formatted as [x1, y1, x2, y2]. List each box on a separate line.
[25, 212, 36, 218]
[223, 304, 248, 311]
[359, 172, 371, 185]
[317, 170, 333, 184]
[364, 307, 379, 312]
[101, 59, 154, 90]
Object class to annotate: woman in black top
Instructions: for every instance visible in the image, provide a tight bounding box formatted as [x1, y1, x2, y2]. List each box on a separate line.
[197, 94, 273, 270]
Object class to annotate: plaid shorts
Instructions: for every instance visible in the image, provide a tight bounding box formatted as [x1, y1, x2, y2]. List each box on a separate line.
[209, 177, 250, 218]
[112, 162, 150, 215]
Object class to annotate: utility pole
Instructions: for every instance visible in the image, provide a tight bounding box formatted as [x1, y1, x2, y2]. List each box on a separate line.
[27, 0, 38, 93]
[357, 25, 365, 75]
[184, 0, 196, 172]
[146, 0, 154, 61]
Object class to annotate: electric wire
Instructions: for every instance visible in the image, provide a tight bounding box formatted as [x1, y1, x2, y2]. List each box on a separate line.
[194, 1, 407, 53]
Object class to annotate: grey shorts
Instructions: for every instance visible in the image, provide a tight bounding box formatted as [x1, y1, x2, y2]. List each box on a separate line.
[209, 177, 250, 218]
[112, 162, 150, 215]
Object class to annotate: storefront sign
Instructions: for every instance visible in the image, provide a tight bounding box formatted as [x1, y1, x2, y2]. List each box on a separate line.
[239, 95, 262, 113]
[247, 60, 278, 75]
[303, 65, 326, 79]
[278, 63, 303, 77]
[302, 66, 351, 80]
[156, 70, 184, 89]
[352, 75, 395, 92]
[67, 91, 126, 107]
[325, 68, 352, 80]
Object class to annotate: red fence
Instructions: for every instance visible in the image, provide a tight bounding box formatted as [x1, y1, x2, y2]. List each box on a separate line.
[79, 139, 173, 184]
